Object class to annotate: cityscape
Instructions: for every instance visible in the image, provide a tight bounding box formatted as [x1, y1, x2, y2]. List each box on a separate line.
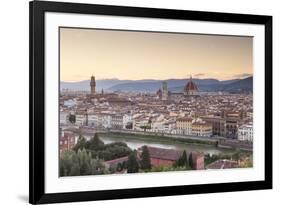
[59, 28, 253, 176]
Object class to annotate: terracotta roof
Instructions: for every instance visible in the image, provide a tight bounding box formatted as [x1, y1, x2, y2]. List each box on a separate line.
[184, 77, 199, 93]
[104, 156, 128, 166]
[146, 146, 182, 161]
[177, 117, 193, 122]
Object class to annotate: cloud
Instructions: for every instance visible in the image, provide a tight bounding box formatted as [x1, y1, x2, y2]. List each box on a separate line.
[232, 73, 253, 79]
[194, 73, 206, 77]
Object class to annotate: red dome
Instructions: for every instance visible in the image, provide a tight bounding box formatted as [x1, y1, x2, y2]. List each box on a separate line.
[184, 76, 198, 94]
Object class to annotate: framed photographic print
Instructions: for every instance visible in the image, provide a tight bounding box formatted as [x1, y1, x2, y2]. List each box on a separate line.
[29, 0, 272, 204]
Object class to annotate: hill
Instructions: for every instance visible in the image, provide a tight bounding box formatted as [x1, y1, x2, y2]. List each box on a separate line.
[60, 77, 252, 93]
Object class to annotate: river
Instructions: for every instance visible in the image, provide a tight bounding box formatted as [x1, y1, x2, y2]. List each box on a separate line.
[79, 133, 236, 156]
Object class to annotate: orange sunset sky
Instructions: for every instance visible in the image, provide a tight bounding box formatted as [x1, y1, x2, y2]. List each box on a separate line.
[60, 27, 253, 82]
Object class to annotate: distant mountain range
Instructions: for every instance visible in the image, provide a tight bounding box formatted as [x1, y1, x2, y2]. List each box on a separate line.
[61, 76, 253, 93]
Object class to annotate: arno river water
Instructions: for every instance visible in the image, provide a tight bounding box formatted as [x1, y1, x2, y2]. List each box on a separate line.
[79, 133, 236, 156]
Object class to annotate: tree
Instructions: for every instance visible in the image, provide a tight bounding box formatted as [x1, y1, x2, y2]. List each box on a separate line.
[77, 149, 91, 175]
[188, 152, 193, 169]
[68, 114, 76, 124]
[59, 148, 109, 176]
[86, 133, 104, 151]
[60, 149, 81, 176]
[127, 151, 139, 173]
[140, 146, 151, 170]
[175, 150, 188, 167]
[73, 134, 86, 152]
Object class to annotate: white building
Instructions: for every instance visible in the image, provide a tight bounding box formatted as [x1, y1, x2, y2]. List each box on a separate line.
[123, 114, 133, 129]
[111, 114, 123, 129]
[98, 114, 112, 129]
[60, 110, 69, 125]
[87, 114, 99, 127]
[75, 114, 86, 126]
[238, 124, 253, 141]
[133, 117, 151, 131]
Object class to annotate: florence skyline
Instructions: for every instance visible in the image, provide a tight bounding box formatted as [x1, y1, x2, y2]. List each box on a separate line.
[60, 27, 253, 82]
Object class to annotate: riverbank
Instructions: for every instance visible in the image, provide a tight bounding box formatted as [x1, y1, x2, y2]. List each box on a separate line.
[97, 131, 218, 147]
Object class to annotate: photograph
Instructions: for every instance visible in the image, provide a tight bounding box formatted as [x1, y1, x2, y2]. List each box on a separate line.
[59, 27, 254, 177]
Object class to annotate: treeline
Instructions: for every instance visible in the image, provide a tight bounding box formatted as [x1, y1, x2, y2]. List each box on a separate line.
[60, 134, 153, 176]
[60, 149, 108, 176]
[73, 134, 131, 161]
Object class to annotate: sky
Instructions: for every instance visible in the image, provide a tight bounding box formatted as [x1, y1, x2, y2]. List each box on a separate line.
[60, 27, 253, 82]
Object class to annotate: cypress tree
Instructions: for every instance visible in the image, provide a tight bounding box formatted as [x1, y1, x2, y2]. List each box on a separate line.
[140, 146, 151, 170]
[127, 151, 139, 173]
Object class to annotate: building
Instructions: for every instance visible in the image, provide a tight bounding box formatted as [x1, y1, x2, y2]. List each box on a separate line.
[162, 81, 168, 101]
[176, 117, 193, 135]
[143, 146, 182, 168]
[87, 113, 99, 127]
[98, 114, 112, 129]
[123, 114, 133, 129]
[191, 122, 212, 137]
[190, 151, 205, 170]
[75, 109, 88, 126]
[59, 131, 75, 154]
[201, 116, 226, 137]
[60, 110, 69, 125]
[238, 124, 253, 141]
[90, 75, 96, 95]
[184, 76, 199, 96]
[111, 114, 124, 129]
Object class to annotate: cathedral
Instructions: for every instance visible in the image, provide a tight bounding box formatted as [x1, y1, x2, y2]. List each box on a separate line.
[156, 75, 199, 100]
[184, 76, 199, 96]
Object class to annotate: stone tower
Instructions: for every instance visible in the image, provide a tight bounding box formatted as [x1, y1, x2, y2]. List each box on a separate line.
[162, 81, 168, 100]
[90, 75, 96, 95]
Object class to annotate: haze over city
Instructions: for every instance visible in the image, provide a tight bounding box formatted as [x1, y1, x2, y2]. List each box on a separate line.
[60, 27, 253, 82]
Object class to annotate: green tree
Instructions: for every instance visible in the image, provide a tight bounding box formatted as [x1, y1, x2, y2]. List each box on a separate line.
[127, 151, 139, 173]
[86, 133, 104, 151]
[175, 150, 188, 167]
[68, 114, 76, 124]
[60, 148, 109, 176]
[140, 146, 151, 170]
[60, 150, 75, 176]
[77, 149, 91, 175]
[188, 152, 193, 169]
[73, 134, 86, 152]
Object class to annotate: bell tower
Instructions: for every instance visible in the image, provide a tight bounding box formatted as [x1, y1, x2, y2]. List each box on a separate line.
[90, 75, 96, 95]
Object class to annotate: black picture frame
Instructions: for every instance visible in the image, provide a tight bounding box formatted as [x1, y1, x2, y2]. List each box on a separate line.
[29, 0, 272, 204]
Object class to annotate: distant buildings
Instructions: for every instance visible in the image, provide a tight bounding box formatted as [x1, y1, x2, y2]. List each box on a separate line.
[59, 131, 75, 153]
[191, 122, 212, 137]
[90, 75, 96, 95]
[202, 111, 248, 138]
[156, 75, 199, 100]
[238, 124, 253, 141]
[184, 76, 199, 96]
[176, 117, 193, 135]
[161, 81, 168, 101]
[59, 75, 253, 139]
